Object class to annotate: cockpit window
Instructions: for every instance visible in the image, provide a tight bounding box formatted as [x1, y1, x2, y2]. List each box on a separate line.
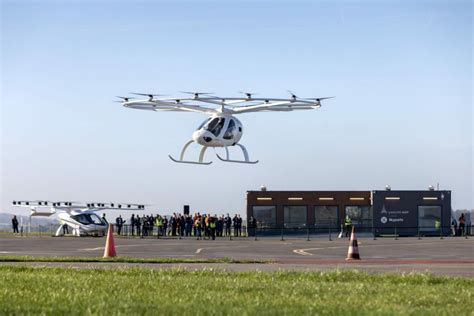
[71, 214, 104, 225]
[91, 214, 105, 225]
[205, 118, 219, 131]
[223, 119, 236, 140]
[206, 117, 225, 136]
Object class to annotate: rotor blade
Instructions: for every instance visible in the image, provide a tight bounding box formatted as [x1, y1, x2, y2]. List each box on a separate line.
[238, 91, 259, 98]
[302, 96, 335, 101]
[130, 93, 167, 97]
[116, 96, 135, 100]
[180, 91, 214, 95]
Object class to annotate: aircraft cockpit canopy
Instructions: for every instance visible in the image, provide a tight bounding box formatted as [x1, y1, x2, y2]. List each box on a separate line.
[71, 213, 105, 225]
[197, 117, 240, 139]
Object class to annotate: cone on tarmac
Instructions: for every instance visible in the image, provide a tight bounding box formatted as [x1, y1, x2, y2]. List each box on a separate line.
[103, 224, 116, 258]
[346, 226, 360, 260]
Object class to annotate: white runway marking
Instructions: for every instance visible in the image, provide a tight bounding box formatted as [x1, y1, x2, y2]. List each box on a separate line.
[293, 248, 322, 256]
[80, 244, 146, 251]
[195, 245, 248, 255]
[81, 247, 104, 251]
[292, 241, 449, 256]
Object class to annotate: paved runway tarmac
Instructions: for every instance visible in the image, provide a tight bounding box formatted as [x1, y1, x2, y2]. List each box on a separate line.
[1, 235, 473, 276]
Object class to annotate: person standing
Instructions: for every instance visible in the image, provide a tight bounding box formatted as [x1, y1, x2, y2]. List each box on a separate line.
[248, 216, 256, 237]
[171, 214, 177, 236]
[209, 216, 217, 240]
[236, 214, 242, 236]
[195, 216, 202, 240]
[451, 217, 458, 236]
[217, 216, 224, 237]
[233, 214, 238, 237]
[162, 216, 168, 236]
[141, 215, 147, 237]
[458, 213, 465, 236]
[155, 215, 163, 237]
[116, 215, 125, 235]
[101, 213, 108, 225]
[225, 214, 231, 236]
[135, 215, 141, 237]
[185, 215, 192, 237]
[12, 215, 19, 234]
[130, 214, 136, 236]
[344, 215, 352, 238]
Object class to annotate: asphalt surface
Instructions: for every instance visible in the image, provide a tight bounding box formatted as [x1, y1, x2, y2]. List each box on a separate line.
[1, 235, 473, 276]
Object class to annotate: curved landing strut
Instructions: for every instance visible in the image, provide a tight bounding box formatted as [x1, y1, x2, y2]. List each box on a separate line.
[216, 144, 259, 164]
[169, 140, 213, 165]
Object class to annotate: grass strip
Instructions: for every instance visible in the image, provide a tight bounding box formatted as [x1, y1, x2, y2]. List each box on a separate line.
[0, 266, 472, 315]
[0, 255, 272, 264]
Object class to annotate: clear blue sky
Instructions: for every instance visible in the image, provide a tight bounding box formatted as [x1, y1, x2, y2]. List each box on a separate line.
[1, 0, 472, 219]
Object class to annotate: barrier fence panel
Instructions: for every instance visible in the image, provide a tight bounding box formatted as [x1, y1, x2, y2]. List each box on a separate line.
[2, 224, 472, 239]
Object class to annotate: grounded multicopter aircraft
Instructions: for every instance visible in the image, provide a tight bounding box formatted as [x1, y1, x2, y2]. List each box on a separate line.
[12, 200, 145, 237]
[117, 91, 333, 165]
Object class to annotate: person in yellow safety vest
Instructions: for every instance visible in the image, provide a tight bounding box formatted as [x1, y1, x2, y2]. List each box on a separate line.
[209, 217, 217, 240]
[155, 215, 163, 237]
[434, 219, 441, 230]
[195, 217, 202, 240]
[344, 215, 352, 238]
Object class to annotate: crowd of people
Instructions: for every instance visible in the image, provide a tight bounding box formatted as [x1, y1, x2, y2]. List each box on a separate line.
[115, 213, 246, 239]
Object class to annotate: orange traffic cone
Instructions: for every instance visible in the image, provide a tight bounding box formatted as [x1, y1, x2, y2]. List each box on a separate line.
[346, 226, 360, 260]
[103, 224, 116, 258]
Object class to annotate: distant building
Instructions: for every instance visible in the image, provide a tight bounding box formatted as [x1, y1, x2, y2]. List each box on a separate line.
[372, 190, 451, 236]
[246, 190, 372, 234]
[247, 189, 453, 236]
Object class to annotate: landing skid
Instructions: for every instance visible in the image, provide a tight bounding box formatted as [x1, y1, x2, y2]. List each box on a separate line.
[216, 144, 259, 164]
[169, 155, 212, 165]
[168, 140, 213, 165]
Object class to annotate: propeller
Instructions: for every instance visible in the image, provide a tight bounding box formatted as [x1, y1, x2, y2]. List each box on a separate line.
[180, 91, 214, 99]
[302, 96, 335, 102]
[238, 91, 259, 99]
[302, 96, 335, 105]
[130, 93, 167, 100]
[115, 96, 135, 102]
[302, 96, 335, 108]
[287, 90, 298, 101]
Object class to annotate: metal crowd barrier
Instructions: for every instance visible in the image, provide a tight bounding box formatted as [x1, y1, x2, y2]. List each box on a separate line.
[250, 225, 472, 240]
[4, 224, 473, 240]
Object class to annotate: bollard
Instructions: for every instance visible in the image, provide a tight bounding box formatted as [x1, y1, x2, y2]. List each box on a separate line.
[306, 228, 310, 241]
[281, 228, 284, 241]
[254, 229, 257, 241]
[440, 226, 444, 240]
[394, 226, 398, 240]
[328, 226, 332, 241]
[373, 227, 377, 240]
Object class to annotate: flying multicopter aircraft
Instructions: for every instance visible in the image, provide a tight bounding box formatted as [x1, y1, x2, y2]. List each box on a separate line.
[12, 200, 145, 237]
[117, 91, 333, 165]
